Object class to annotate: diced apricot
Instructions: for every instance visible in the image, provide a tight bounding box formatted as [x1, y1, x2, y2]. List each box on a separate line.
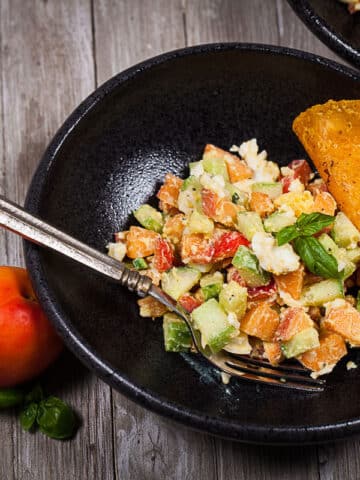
[163, 214, 186, 245]
[181, 233, 214, 264]
[249, 192, 274, 218]
[201, 188, 218, 218]
[156, 173, 183, 208]
[298, 331, 347, 372]
[322, 301, 360, 345]
[263, 341, 284, 366]
[138, 296, 168, 318]
[275, 307, 313, 342]
[241, 302, 280, 342]
[214, 199, 239, 226]
[274, 265, 304, 300]
[126, 226, 159, 259]
[158, 200, 180, 215]
[312, 191, 337, 216]
[203, 144, 253, 183]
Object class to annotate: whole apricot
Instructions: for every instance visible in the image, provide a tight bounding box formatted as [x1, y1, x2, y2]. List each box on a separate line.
[0, 266, 62, 387]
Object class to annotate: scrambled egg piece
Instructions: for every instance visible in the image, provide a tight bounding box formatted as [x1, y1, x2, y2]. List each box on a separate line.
[252, 232, 300, 275]
[274, 191, 314, 217]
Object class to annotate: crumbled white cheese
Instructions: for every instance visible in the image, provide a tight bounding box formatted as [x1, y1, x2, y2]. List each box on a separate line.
[276, 204, 297, 226]
[347, 361, 358, 370]
[251, 232, 300, 275]
[227, 312, 240, 330]
[191, 162, 204, 177]
[232, 139, 280, 182]
[288, 178, 305, 193]
[221, 372, 231, 384]
[223, 333, 252, 355]
[310, 364, 335, 379]
[199, 172, 226, 198]
[232, 179, 254, 193]
[280, 166, 293, 177]
[107, 242, 126, 261]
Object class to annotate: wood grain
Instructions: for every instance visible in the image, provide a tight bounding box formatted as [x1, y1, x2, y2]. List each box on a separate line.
[1, 0, 359, 479]
[0, 1, 114, 479]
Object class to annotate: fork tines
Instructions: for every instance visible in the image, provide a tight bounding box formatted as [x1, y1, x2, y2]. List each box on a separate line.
[211, 352, 325, 392]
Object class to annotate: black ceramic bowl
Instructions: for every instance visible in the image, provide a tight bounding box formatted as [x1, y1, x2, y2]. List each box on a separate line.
[25, 44, 360, 444]
[288, 0, 360, 68]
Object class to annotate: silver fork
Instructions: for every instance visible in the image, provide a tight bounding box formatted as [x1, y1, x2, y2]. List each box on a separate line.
[0, 195, 324, 392]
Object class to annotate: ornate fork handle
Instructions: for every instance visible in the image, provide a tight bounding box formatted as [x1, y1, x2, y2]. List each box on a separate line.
[0, 195, 152, 296]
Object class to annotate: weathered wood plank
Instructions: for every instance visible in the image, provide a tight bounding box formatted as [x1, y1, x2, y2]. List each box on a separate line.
[93, 1, 218, 479]
[186, 0, 279, 45]
[0, 1, 114, 479]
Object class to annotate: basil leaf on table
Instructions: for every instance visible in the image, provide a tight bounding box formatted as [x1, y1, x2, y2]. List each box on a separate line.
[37, 396, 76, 440]
[277, 212, 334, 246]
[20, 402, 38, 431]
[293, 236, 341, 279]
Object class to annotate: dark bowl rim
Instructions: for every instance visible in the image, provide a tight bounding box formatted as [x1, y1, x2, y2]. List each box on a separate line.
[24, 42, 360, 445]
[287, 0, 360, 68]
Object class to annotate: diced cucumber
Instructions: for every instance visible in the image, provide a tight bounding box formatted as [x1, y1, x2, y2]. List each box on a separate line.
[346, 247, 360, 264]
[201, 284, 222, 301]
[281, 327, 320, 359]
[188, 210, 214, 235]
[225, 184, 249, 207]
[219, 281, 247, 318]
[301, 279, 343, 307]
[133, 204, 163, 233]
[331, 212, 360, 249]
[161, 267, 201, 300]
[188, 262, 213, 273]
[132, 258, 148, 270]
[200, 272, 224, 288]
[192, 299, 237, 353]
[163, 313, 192, 352]
[236, 211, 264, 241]
[232, 246, 270, 287]
[189, 161, 204, 177]
[107, 242, 126, 261]
[318, 233, 355, 279]
[202, 150, 229, 180]
[264, 210, 296, 233]
[200, 272, 224, 301]
[178, 176, 202, 214]
[251, 182, 283, 200]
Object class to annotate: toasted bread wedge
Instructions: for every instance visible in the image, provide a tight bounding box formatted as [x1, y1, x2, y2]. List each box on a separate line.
[293, 100, 360, 229]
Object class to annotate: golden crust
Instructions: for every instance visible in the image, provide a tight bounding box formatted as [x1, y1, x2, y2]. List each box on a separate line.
[293, 99, 360, 229]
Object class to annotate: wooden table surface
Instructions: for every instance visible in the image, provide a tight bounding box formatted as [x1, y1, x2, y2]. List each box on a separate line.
[1, 1, 359, 479]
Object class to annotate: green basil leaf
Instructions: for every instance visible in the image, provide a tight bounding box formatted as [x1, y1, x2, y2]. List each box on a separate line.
[37, 396, 76, 440]
[0, 388, 24, 409]
[293, 236, 341, 279]
[277, 212, 334, 246]
[20, 402, 38, 431]
[296, 212, 334, 235]
[276, 225, 299, 246]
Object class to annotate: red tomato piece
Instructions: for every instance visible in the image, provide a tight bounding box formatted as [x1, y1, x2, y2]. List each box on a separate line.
[178, 293, 202, 313]
[153, 238, 174, 272]
[201, 188, 218, 217]
[288, 159, 312, 185]
[247, 278, 277, 301]
[213, 231, 250, 261]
